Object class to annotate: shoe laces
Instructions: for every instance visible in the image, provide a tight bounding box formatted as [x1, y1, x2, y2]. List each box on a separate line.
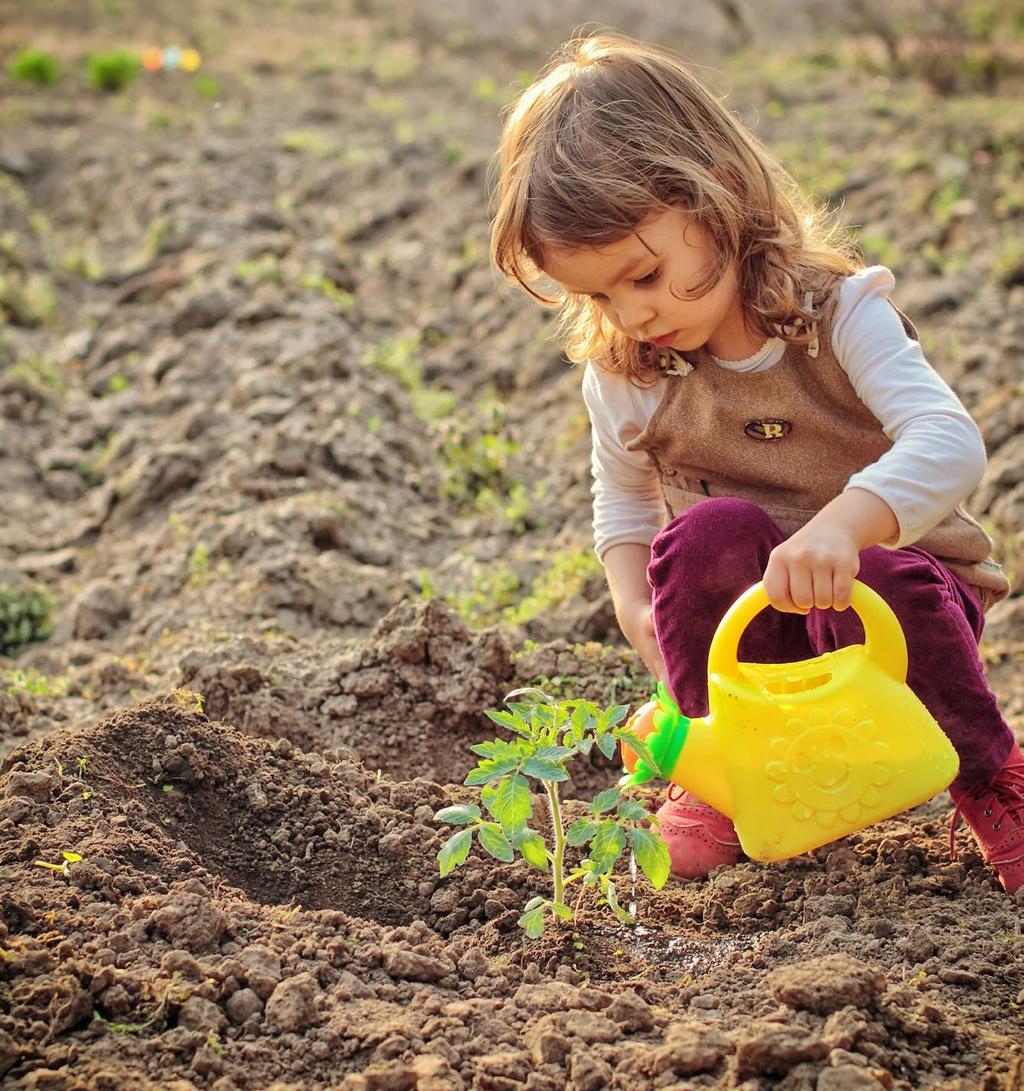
[949, 756, 1024, 862]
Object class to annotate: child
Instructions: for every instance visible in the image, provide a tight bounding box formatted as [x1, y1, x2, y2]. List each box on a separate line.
[489, 33, 1024, 893]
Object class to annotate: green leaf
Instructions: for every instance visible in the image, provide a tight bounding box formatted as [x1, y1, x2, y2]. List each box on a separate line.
[521, 757, 569, 782]
[478, 823, 515, 862]
[566, 818, 597, 846]
[519, 905, 546, 938]
[551, 901, 573, 921]
[599, 704, 630, 731]
[437, 828, 472, 877]
[614, 729, 660, 776]
[591, 787, 621, 814]
[617, 799, 650, 822]
[601, 877, 634, 923]
[434, 804, 481, 825]
[596, 733, 619, 760]
[471, 739, 518, 759]
[465, 757, 518, 786]
[577, 738, 594, 756]
[484, 709, 518, 730]
[570, 703, 594, 733]
[630, 827, 671, 889]
[589, 821, 626, 873]
[491, 774, 532, 832]
[505, 686, 555, 705]
[513, 828, 550, 870]
[535, 745, 573, 761]
[524, 895, 546, 912]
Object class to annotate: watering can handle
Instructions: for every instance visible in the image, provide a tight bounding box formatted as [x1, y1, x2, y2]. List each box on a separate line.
[706, 579, 909, 684]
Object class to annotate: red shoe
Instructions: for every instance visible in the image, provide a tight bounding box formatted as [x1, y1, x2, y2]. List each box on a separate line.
[655, 785, 742, 879]
[949, 746, 1024, 894]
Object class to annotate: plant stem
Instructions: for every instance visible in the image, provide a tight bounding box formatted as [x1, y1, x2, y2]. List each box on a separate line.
[545, 781, 567, 907]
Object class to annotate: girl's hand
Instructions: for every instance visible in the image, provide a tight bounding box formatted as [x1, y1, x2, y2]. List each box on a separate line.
[763, 522, 861, 614]
[763, 489, 899, 614]
[618, 600, 667, 683]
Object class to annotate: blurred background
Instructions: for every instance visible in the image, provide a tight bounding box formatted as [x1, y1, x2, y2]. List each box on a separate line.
[1, 0, 1023, 760]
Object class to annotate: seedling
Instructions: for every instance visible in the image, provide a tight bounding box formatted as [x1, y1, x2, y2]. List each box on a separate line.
[435, 688, 669, 938]
[34, 850, 83, 878]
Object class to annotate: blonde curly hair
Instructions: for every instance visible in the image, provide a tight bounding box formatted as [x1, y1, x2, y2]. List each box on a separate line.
[490, 32, 862, 382]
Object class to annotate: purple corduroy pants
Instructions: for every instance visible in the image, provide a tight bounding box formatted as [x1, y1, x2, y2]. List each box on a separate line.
[647, 497, 1014, 791]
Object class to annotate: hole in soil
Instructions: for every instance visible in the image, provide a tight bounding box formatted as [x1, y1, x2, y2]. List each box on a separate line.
[310, 518, 344, 550]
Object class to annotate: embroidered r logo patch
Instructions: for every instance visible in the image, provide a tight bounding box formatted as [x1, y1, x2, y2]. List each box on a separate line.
[744, 419, 792, 441]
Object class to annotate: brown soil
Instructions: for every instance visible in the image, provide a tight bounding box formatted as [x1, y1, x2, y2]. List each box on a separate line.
[2, 2, 1023, 1089]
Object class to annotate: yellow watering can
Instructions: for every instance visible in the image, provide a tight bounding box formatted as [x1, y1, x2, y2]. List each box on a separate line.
[621, 580, 959, 862]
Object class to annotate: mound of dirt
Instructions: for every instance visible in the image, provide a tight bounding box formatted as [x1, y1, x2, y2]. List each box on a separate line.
[2, 697, 1022, 1089]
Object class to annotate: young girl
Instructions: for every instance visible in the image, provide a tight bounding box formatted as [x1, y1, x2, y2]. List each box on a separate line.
[490, 33, 1024, 893]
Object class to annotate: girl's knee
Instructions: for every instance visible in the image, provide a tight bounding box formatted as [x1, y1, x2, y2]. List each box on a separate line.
[652, 498, 777, 560]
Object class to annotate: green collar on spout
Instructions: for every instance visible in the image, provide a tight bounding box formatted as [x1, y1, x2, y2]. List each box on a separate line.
[620, 683, 690, 788]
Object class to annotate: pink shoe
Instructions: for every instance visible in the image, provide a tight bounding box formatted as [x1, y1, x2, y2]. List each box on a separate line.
[949, 746, 1024, 894]
[655, 785, 742, 879]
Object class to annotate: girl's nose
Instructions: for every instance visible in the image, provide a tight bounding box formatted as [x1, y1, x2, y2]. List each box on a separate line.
[619, 298, 657, 340]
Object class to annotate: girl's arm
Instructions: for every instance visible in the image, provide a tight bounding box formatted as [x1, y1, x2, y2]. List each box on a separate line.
[582, 363, 667, 677]
[603, 542, 666, 681]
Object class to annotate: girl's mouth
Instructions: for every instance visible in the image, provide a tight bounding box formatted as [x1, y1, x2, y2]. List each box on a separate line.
[649, 330, 679, 348]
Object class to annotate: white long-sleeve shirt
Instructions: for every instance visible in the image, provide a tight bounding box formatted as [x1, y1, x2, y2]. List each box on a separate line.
[582, 266, 987, 560]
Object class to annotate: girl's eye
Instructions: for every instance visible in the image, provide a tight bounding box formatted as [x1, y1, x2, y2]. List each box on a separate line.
[635, 269, 660, 287]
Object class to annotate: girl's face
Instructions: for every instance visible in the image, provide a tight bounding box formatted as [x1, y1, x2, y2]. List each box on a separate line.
[541, 206, 761, 361]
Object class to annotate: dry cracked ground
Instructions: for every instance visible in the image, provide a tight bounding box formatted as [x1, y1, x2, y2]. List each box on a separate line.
[1, 1, 1023, 1089]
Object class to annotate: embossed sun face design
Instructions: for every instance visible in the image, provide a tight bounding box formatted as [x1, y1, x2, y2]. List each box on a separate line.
[765, 708, 892, 828]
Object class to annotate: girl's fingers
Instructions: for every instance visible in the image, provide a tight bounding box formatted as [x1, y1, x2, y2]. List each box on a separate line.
[787, 567, 814, 614]
[812, 567, 834, 611]
[832, 572, 853, 611]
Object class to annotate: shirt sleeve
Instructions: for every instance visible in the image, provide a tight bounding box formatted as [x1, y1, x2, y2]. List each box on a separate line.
[581, 362, 667, 560]
[833, 267, 987, 548]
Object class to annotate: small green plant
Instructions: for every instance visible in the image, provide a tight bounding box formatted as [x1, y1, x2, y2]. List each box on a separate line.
[168, 688, 205, 714]
[194, 74, 220, 100]
[4, 667, 69, 698]
[86, 50, 141, 92]
[7, 48, 61, 86]
[188, 543, 210, 587]
[0, 272, 56, 328]
[435, 688, 669, 938]
[505, 548, 603, 627]
[0, 584, 55, 657]
[232, 253, 281, 285]
[280, 129, 335, 156]
[34, 850, 83, 878]
[435, 398, 519, 509]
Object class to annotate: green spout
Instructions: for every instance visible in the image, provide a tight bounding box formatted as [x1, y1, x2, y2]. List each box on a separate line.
[620, 683, 690, 787]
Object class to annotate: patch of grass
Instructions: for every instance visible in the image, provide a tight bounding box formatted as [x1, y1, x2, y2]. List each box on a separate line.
[362, 333, 456, 422]
[194, 74, 220, 100]
[86, 50, 141, 92]
[7, 48, 60, 86]
[232, 253, 281, 285]
[77, 432, 122, 487]
[435, 397, 516, 503]
[4, 667, 69, 698]
[298, 272, 356, 312]
[448, 565, 523, 627]
[58, 241, 104, 281]
[854, 229, 903, 270]
[0, 272, 56, 328]
[280, 129, 335, 156]
[504, 549, 603, 627]
[371, 41, 420, 85]
[6, 355, 65, 396]
[0, 585, 55, 657]
[992, 238, 1024, 288]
